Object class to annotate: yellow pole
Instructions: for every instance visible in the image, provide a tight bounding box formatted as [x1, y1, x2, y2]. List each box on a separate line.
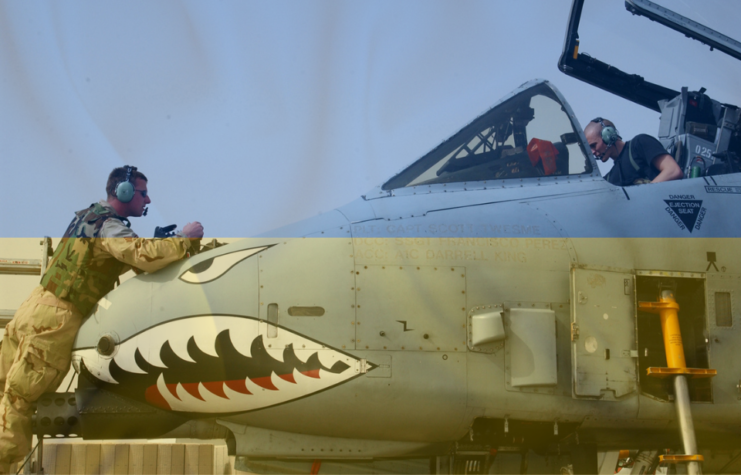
[639, 290, 702, 475]
[657, 291, 686, 369]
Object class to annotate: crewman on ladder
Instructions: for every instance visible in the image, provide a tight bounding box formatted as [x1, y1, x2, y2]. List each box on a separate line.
[0, 166, 204, 473]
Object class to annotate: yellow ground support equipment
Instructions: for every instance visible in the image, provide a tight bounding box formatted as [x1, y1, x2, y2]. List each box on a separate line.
[639, 290, 717, 475]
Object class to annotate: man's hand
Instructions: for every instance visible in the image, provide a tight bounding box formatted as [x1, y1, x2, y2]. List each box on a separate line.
[154, 224, 177, 238]
[182, 222, 204, 238]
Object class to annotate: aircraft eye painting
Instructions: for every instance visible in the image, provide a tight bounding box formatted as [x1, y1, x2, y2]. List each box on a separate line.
[72, 316, 371, 414]
[179, 246, 270, 284]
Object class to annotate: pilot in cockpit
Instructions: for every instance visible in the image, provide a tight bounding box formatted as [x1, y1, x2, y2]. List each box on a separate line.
[585, 117, 683, 186]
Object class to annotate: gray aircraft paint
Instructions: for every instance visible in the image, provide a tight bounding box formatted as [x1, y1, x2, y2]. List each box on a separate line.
[70, 79, 741, 462]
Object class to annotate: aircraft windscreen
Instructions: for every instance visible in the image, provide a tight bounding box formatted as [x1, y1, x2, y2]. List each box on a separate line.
[383, 84, 591, 190]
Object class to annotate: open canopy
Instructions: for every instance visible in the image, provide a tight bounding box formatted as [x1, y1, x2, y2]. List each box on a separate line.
[382, 81, 593, 190]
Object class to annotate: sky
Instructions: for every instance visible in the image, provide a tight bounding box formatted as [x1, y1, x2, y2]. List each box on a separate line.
[1, 0, 741, 240]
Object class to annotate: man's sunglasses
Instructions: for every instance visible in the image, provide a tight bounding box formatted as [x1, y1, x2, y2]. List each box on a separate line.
[134, 189, 148, 198]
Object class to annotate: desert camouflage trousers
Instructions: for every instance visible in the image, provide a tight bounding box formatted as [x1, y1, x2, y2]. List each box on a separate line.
[0, 286, 82, 467]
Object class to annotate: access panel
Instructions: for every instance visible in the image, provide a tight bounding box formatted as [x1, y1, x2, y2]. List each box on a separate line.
[355, 265, 467, 352]
[571, 267, 637, 399]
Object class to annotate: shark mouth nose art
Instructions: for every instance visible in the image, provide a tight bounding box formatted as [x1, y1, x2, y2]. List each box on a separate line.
[73, 316, 373, 414]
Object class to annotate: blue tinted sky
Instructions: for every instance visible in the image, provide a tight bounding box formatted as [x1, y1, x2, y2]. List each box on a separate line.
[1, 0, 740, 237]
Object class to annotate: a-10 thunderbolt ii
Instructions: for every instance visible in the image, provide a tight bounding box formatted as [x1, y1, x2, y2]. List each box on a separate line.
[33, 0, 741, 473]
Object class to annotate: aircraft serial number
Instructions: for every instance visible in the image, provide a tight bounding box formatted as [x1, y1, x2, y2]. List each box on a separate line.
[695, 145, 713, 159]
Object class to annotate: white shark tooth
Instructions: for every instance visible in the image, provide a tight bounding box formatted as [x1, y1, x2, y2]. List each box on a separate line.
[156, 373, 179, 408]
[316, 349, 346, 370]
[264, 346, 285, 363]
[222, 378, 252, 400]
[192, 326, 219, 358]
[228, 331, 253, 359]
[165, 331, 198, 364]
[137, 334, 168, 369]
[291, 349, 312, 364]
[112, 343, 147, 375]
[271, 368, 300, 389]
[175, 382, 206, 407]
[199, 381, 230, 401]
[242, 375, 269, 395]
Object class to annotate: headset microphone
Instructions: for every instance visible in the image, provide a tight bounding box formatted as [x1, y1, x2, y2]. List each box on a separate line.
[143, 207, 148, 216]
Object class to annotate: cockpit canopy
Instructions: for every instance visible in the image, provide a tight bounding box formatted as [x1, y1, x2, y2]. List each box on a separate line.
[382, 82, 593, 190]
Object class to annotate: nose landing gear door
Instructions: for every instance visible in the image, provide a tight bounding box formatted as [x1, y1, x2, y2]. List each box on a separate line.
[571, 266, 637, 399]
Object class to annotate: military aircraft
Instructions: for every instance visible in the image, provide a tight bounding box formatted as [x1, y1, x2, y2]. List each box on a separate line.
[33, 0, 741, 473]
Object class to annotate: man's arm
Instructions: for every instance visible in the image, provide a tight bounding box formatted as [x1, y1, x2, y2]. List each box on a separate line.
[651, 154, 684, 183]
[100, 237, 191, 273]
[99, 219, 195, 273]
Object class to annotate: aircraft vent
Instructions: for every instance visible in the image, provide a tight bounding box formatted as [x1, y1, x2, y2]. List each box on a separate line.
[715, 292, 732, 327]
[287, 306, 325, 317]
[267, 303, 279, 338]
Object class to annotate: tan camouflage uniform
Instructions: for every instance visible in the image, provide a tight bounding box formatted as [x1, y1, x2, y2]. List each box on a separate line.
[0, 201, 193, 470]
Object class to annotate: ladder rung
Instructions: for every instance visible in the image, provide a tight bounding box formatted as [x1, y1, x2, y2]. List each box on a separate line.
[646, 367, 717, 378]
[0, 258, 42, 275]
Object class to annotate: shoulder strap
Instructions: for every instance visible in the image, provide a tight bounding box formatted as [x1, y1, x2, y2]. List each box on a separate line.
[627, 140, 641, 172]
[90, 202, 111, 217]
[627, 138, 657, 180]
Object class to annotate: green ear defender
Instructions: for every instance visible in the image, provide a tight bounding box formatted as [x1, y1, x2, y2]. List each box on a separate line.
[592, 117, 621, 148]
[115, 166, 136, 203]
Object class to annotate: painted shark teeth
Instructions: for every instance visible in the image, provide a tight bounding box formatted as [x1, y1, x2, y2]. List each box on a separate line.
[72, 315, 365, 414]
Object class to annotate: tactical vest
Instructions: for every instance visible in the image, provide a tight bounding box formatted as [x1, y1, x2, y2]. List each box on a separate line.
[41, 203, 130, 316]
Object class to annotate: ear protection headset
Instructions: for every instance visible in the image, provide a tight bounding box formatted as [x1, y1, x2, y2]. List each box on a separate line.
[115, 166, 137, 203]
[591, 117, 621, 148]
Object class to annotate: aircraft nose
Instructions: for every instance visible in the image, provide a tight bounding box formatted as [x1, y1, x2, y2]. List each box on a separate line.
[70, 238, 370, 415]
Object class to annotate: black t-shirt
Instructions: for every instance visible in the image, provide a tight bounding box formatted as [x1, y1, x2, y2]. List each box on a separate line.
[604, 134, 669, 186]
